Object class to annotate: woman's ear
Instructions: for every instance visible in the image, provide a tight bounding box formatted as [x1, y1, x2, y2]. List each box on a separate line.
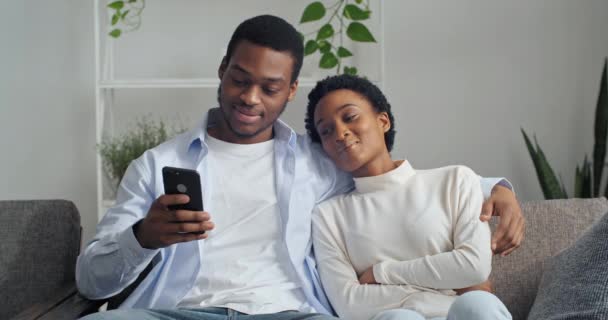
[377, 112, 391, 133]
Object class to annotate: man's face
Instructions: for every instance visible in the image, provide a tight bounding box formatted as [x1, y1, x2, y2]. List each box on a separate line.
[215, 40, 298, 144]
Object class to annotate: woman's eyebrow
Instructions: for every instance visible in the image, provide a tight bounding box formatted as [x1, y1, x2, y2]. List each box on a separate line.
[315, 103, 358, 127]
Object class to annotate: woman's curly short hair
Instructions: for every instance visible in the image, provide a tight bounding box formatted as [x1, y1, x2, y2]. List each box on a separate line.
[305, 74, 396, 151]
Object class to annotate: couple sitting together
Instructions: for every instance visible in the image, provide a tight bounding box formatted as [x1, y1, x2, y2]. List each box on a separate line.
[77, 14, 520, 320]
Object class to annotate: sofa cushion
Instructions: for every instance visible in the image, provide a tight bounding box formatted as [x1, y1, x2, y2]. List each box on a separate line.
[527, 211, 608, 319]
[489, 198, 608, 320]
[0, 200, 81, 319]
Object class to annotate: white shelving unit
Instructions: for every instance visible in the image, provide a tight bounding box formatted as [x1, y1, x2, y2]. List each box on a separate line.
[94, 0, 385, 220]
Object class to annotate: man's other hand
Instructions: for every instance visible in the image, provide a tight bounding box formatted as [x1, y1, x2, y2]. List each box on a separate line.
[480, 184, 525, 256]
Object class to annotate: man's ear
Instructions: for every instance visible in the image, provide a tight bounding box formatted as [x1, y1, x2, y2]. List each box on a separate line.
[378, 112, 391, 132]
[218, 56, 227, 80]
[287, 80, 299, 102]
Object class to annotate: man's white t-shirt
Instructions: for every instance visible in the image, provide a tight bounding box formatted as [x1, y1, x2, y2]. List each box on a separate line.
[177, 134, 311, 314]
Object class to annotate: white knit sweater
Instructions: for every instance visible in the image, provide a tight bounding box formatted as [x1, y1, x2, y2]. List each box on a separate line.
[312, 161, 491, 320]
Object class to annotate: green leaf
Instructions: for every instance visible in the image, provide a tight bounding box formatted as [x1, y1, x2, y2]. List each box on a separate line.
[128, 0, 137, 2]
[582, 156, 592, 198]
[300, 2, 326, 23]
[107, 1, 124, 10]
[575, 165, 583, 198]
[346, 22, 376, 42]
[337, 46, 353, 58]
[316, 24, 334, 41]
[594, 58, 608, 197]
[304, 40, 319, 56]
[355, 0, 363, 4]
[343, 4, 371, 21]
[109, 29, 122, 38]
[344, 66, 358, 75]
[318, 40, 331, 53]
[111, 13, 120, 25]
[319, 52, 338, 69]
[521, 128, 567, 199]
[121, 10, 130, 19]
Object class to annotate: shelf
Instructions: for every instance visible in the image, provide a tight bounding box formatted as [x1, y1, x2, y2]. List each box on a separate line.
[97, 77, 379, 89]
[99, 78, 219, 89]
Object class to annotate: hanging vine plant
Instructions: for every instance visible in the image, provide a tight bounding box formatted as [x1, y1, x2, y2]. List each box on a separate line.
[106, 0, 146, 38]
[104, 0, 377, 76]
[298, 0, 376, 75]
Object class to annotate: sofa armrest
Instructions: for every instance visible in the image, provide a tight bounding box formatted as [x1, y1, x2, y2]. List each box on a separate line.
[12, 284, 106, 320]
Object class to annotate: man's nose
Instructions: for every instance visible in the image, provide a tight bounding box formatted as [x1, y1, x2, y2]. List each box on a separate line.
[240, 85, 261, 106]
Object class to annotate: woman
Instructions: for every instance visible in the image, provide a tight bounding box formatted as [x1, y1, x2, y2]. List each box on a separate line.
[305, 75, 511, 320]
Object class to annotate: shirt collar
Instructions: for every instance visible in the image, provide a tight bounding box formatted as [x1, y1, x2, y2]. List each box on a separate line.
[185, 108, 298, 154]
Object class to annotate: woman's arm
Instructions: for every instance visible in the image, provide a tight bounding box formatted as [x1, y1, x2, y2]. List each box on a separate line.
[312, 209, 411, 320]
[372, 167, 492, 289]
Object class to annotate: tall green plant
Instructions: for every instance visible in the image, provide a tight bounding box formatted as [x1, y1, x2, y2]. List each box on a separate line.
[522, 58, 607, 199]
[298, 0, 376, 75]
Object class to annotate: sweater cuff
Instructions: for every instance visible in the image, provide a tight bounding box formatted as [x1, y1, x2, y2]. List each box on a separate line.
[118, 223, 159, 268]
[373, 261, 390, 284]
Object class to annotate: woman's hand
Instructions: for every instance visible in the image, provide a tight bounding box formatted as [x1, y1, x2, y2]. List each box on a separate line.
[358, 266, 378, 284]
[454, 280, 493, 295]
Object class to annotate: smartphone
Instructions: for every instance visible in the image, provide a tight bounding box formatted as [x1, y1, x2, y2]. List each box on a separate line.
[162, 166, 204, 212]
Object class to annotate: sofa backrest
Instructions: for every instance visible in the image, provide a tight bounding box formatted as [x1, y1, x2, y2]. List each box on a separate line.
[489, 197, 608, 320]
[0, 200, 81, 319]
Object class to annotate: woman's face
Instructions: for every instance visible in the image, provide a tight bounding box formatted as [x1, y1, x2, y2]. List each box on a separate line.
[313, 89, 391, 175]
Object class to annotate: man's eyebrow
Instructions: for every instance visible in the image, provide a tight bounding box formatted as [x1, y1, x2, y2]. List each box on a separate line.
[232, 64, 285, 83]
[232, 64, 251, 75]
[315, 103, 358, 127]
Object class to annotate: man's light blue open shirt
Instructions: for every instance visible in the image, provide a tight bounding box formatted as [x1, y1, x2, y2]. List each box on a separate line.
[76, 109, 505, 315]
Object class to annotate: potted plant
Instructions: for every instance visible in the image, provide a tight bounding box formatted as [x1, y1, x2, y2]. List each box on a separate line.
[99, 116, 183, 198]
[522, 58, 607, 199]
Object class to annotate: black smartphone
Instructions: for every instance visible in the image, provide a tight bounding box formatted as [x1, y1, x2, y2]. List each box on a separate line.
[162, 166, 204, 212]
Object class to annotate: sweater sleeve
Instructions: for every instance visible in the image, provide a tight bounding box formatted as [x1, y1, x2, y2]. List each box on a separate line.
[373, 167, 492, 289]
[312, 207, 413, 320]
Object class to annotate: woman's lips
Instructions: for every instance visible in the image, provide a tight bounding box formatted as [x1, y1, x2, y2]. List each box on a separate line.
[338, 141, 359, 154]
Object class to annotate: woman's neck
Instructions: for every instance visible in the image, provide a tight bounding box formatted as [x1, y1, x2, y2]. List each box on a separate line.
[352, 152, 398, 178]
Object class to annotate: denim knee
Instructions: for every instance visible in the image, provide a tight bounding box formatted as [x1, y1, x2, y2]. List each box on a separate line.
[370, 309, 426, 320]
[447, 290, 512, 320]
[79, 309, 156, 320]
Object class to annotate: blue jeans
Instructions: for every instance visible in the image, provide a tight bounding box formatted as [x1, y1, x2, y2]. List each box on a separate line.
[370, 291, 512, 320]
[79, 307, 337, 320]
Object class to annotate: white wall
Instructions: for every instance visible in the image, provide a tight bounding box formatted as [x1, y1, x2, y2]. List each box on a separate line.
[382, 0, 608, 201]
[0, 1, 97, 243]
[1, 1, 607, 245]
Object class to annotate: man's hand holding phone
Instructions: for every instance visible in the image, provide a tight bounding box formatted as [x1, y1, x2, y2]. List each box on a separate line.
[133, 194, 214, 249]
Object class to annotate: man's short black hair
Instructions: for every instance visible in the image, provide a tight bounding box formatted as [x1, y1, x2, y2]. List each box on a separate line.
[305, 74, 396, 151]
[225, 15, 304, 84]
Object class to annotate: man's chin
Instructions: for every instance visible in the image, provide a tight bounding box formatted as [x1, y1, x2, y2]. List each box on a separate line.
[228, 122, 264, 139]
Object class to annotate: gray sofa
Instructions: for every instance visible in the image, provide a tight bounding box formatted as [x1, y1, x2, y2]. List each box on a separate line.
[0, 200, 87, 319]
[490, 197, 608, 319]
[2, 198, 607, 319]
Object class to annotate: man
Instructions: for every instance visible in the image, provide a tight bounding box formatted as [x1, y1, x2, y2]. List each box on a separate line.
[78, 15, 524, 320]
